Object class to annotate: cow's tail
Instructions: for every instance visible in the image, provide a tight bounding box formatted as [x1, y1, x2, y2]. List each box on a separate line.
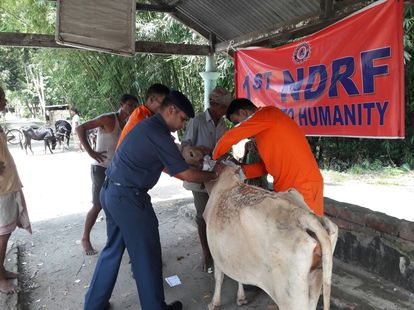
[298, 213, 333, 310]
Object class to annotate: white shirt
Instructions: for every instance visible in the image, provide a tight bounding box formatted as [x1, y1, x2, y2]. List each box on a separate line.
[92, 113, 122, 168]
[71, 114, 80, 130]
[182, 109, 228, 192]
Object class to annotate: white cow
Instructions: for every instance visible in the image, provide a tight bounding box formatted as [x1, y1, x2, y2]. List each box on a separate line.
[203, 165, 338, 310]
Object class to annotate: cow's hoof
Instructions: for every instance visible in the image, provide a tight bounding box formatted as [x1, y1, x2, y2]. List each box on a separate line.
[207, 303, 220, 310]
[237, 297, 248, 306]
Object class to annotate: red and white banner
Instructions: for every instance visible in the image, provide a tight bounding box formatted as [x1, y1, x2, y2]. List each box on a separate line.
[235, 0, 404, 138]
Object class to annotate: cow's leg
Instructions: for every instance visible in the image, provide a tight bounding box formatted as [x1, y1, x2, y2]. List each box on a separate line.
[27, 140, 33, 155]
[59, 136, 65, 151]
[308, 268, 323, 310]
[23, 141, 28, 155]
[276, 277, 309, 310]
[22, 135, 30, 155]
[271, 252, 312, 310]
[208, 266, 224, 310]
[45, 139, 53, 154]
[236, 282, 248, 306]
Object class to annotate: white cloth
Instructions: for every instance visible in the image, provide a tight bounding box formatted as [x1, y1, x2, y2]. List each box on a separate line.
[92, 113, 122, 168]
[71, 114, 81, 129]
[0, 190, 31, 235]
[0, 126, 22, 195]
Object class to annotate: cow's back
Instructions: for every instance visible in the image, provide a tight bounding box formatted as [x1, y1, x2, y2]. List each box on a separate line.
[205, 169, 318, 293]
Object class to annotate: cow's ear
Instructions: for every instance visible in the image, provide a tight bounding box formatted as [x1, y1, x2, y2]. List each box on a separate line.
[198, 146, 211, 155]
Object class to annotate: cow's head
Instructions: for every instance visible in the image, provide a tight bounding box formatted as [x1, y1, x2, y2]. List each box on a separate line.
[56, 125, 64, 135]
[179, 145, 210, 169]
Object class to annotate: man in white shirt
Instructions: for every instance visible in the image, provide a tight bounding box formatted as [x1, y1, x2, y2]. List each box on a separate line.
[181, 86, 231, 271]
[70, 107, 83, 151]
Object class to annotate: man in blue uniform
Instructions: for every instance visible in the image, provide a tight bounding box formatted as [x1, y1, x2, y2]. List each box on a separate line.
[84, 91, 220, 310]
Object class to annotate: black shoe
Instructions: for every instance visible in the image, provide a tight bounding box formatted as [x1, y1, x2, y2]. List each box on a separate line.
[166, 301, 182, 310]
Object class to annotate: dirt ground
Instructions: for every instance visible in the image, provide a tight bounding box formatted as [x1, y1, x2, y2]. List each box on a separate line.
[9, 143, 280, 309]
[11, 199, 282, 310]
[5, 141, 414, 309]
[10, 200, 414, 310]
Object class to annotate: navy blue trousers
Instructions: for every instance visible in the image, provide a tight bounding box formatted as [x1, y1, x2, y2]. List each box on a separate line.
[84, 181, 167, 310]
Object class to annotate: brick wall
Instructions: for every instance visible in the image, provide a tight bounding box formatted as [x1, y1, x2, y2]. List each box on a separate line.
[325, 197, 414, 292]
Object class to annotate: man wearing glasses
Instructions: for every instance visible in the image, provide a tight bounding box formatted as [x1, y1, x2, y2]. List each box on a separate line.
[181, 86, 231, 272]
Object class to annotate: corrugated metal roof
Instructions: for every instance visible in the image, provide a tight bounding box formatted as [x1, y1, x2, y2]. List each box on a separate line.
[150, 0, 375, 52]
[173, 0, 321, 41]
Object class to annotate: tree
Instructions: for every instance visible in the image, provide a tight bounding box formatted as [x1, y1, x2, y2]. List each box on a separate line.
[1, 0, 412, 168]
[0, 0, 54, 117]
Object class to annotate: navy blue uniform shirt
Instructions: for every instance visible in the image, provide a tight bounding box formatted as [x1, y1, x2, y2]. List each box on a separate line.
[106, 113, 189, 190]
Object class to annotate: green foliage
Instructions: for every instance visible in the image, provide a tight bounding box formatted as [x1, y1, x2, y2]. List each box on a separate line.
[0, 48, 26, 91]
[0, 1, 412, 170]
[33, 10, 228, 119]
[0, 0, 54, 33]
[0, 2, 229, 119]
[348, 159, 383, 174]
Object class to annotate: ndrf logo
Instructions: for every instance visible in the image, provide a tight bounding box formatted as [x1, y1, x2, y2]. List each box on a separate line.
[293, 42, 311, 64]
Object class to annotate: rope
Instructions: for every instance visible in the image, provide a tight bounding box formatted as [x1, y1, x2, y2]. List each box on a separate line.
[224, 40, 235, 77]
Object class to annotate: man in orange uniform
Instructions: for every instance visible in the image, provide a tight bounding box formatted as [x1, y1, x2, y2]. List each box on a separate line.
[212, 98, 324, 216]
[117, 83, 170, 148]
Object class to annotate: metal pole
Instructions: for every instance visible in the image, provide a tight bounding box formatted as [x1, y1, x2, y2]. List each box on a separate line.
[199, 55, 220, 110]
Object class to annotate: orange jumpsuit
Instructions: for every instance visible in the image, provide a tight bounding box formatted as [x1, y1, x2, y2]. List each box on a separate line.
[212, 106, 324, 215]
[117, 105, 153, 148]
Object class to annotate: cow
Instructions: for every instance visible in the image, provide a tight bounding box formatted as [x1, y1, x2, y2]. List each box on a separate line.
[204, 165, 338, 310]
[55, 120, 72, 150]
[21, 126, 57, 155]
[180, 146, 338, 310]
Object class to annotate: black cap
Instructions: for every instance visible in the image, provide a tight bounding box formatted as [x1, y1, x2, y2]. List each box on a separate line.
[168, 90, 195, 118]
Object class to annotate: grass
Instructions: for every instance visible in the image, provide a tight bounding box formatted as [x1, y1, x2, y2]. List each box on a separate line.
[322, 164, 414, 186]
